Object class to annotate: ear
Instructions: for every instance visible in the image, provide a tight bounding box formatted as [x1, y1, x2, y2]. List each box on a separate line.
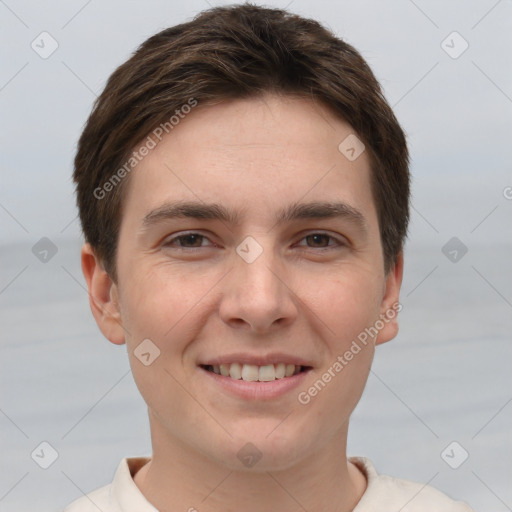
[375, 251, 404, 346]
[81, 243, 126, 345]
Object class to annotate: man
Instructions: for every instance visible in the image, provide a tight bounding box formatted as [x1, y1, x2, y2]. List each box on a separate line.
[65, 4, 474, 510]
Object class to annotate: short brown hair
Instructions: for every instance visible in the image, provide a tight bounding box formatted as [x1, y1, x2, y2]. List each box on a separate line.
[73, 3, 409, 282]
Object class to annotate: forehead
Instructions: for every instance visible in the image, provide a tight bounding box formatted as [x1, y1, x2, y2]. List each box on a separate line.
[120, 94, 378, 231]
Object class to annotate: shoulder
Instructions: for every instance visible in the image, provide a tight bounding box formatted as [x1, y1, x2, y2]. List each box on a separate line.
[351, 457, 474, 512]
[62, 456, 152, 512]
[63, 484, 113, 512]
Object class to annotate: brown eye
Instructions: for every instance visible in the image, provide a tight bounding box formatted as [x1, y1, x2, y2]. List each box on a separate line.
[165, 233, 210, 248]
[177, 234, 204, 247]
[305, 234, 331, 247]
[297, 233, 344, 249]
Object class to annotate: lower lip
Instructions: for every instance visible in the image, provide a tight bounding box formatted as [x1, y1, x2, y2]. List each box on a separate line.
[198, 366, 311, 400]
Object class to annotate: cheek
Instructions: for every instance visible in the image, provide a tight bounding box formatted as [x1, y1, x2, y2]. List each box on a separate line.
[296, 276, 380, 430]
[119, 270, 198, 419]
[121, 264, 216, 341]
[307, 271, 383, 347]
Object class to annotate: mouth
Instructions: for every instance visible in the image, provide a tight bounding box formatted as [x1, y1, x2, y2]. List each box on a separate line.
[200, 363, 312, 382]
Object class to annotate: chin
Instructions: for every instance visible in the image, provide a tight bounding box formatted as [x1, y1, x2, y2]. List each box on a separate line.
[207, 423, 316, 473]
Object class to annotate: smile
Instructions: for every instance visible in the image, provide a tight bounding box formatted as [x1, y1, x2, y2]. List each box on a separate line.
[201, 363, 310, 382]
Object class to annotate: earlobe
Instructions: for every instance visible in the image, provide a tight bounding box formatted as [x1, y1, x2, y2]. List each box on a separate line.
[375, 252, 404, 346]
[81, 243, 126, 345]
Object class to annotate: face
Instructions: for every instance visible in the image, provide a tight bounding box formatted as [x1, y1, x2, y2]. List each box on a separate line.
[83, 94, 403, 471]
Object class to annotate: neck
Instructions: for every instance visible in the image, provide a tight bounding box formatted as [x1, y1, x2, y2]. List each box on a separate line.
[134, 415, 367, 512]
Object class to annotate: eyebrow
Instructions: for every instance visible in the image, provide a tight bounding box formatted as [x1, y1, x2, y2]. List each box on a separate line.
[141, 200, 368, 235]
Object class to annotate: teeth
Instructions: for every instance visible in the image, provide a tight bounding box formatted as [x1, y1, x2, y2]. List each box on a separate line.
[241, 364, 259, 381]
[258, 364, 275, 382]
[206, 363, 304, 381]
[285, 364, 295, 377]
[275, 363, 286, 379]
[229, 363, 242, 380]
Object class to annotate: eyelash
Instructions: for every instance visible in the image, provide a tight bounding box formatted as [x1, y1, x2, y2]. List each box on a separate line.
[163, 232, 346, 250]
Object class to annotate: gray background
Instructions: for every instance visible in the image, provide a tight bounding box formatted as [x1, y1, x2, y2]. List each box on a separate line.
[1, 0, 511, 510]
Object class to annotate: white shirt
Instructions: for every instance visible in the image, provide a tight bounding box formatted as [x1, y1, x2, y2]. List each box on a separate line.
[63, 456, 474, 511]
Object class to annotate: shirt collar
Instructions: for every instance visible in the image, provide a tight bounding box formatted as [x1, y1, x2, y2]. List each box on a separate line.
[111, 457, 157, 511]
[111, 456, 377, 511]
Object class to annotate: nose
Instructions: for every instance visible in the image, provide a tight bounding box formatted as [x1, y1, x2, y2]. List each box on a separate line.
[218, 241, 298, 333]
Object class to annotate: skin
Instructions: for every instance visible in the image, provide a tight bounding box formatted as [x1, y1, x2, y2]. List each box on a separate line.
[82, 93, 403, 512]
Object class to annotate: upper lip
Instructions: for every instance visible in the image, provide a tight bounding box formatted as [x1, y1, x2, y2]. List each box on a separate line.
[199, 352, 314, 367]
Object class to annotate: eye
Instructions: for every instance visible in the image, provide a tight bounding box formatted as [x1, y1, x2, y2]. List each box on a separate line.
[164, 232, 213, 248]
[296, 233, 345, 249]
